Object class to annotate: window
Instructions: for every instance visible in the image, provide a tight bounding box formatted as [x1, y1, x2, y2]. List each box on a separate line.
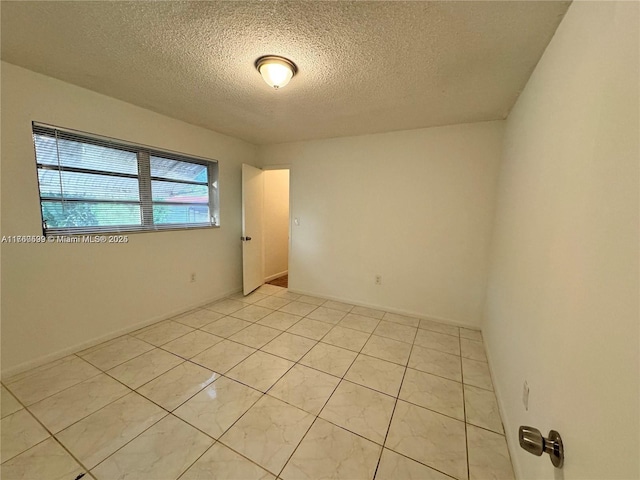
[32, 123, 219, 235]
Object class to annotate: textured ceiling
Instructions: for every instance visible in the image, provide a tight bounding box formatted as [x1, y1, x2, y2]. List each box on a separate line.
[1, 1, 570, 145]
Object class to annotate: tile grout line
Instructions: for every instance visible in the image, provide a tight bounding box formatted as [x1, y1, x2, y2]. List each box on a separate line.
[307, 328, 497, 427]
[372, 324, 471, 480]
[5, 287, 488, 479]
[381, 446, 459, 480]
[8, 357, 105, 408]
[3, 363, 160, 448]
[189, 295, 477, 477]
[203, 390, 290, 476]
[102, 354, 187, 389]
[54, 366, 210, 474]
[172, 439, 225, 480]
[172, 375, 279, 478]
[76, 346, 242, 476]
[87, 411, 181, 475]
[215, 342, 457, 480]
[2, 356, 78, 388]
[170, 296, 320, 477]
[273, 304, 374, 479]
[46, 337, 241, 475]
[461, 332, 470, 480]
[1, 381, 96, 476]
[114, 309, 486, 477]
[370, 320, 419, 480]
[2, 289, 281, 477]
[28, 383, 132, 436]
[165, 410, 262, 477]
[80, 332, 179, 372]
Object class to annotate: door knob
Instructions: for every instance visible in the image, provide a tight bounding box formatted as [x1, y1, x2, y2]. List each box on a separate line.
[241, 236, 252, 241]
[519, 426, 564, 468]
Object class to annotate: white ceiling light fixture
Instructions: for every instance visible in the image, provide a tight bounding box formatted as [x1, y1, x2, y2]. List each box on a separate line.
[255, 55, 298, 90]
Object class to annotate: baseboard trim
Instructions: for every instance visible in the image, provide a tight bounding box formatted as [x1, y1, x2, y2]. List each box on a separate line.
[264, 270, 288, 282]
[287, 287, 480, 329]
[1, 286, 241, 380]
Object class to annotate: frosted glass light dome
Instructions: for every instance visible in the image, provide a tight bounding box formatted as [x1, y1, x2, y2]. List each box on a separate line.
[255, 56, 297, 90]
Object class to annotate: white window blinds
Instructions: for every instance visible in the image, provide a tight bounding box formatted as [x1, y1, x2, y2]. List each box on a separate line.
[32, 123, 219, 235]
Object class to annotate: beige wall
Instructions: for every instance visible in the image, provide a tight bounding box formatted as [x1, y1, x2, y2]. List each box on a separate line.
[260, 121, 504, 326]
[483, 2, 639, 479]
[263, 169, 289, 281]
[1, 62, 258, 376]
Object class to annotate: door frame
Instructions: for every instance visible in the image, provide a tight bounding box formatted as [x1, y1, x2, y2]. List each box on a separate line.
[261, 164, 292, 288]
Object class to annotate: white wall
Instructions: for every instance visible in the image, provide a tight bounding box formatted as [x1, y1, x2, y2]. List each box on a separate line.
[1, 62, 258, 376]
[263, 169, 289, 281]
[260, 121, 504, 326]
[483, 2, 639, 479]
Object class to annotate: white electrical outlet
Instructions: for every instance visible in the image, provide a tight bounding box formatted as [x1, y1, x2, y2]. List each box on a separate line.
[522, 381, 530, 411]
[375, 274, 382, 285]
[190, 273, 196, 283]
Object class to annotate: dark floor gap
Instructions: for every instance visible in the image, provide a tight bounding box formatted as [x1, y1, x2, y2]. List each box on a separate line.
[267, 274, 288, 288]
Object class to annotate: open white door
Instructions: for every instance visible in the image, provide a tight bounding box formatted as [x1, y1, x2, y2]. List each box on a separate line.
[242, 164, 264, 295]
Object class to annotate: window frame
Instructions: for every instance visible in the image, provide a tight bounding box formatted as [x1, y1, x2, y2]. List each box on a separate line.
[32, 122, 220, 236]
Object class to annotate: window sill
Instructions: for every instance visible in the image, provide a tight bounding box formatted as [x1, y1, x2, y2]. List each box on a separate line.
[44, 224, 221, 237]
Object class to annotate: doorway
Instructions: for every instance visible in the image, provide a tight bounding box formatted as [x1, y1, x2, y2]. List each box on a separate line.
[263, 169, 290, 288]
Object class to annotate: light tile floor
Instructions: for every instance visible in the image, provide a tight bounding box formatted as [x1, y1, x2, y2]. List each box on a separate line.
[0, 286, 515, 480]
